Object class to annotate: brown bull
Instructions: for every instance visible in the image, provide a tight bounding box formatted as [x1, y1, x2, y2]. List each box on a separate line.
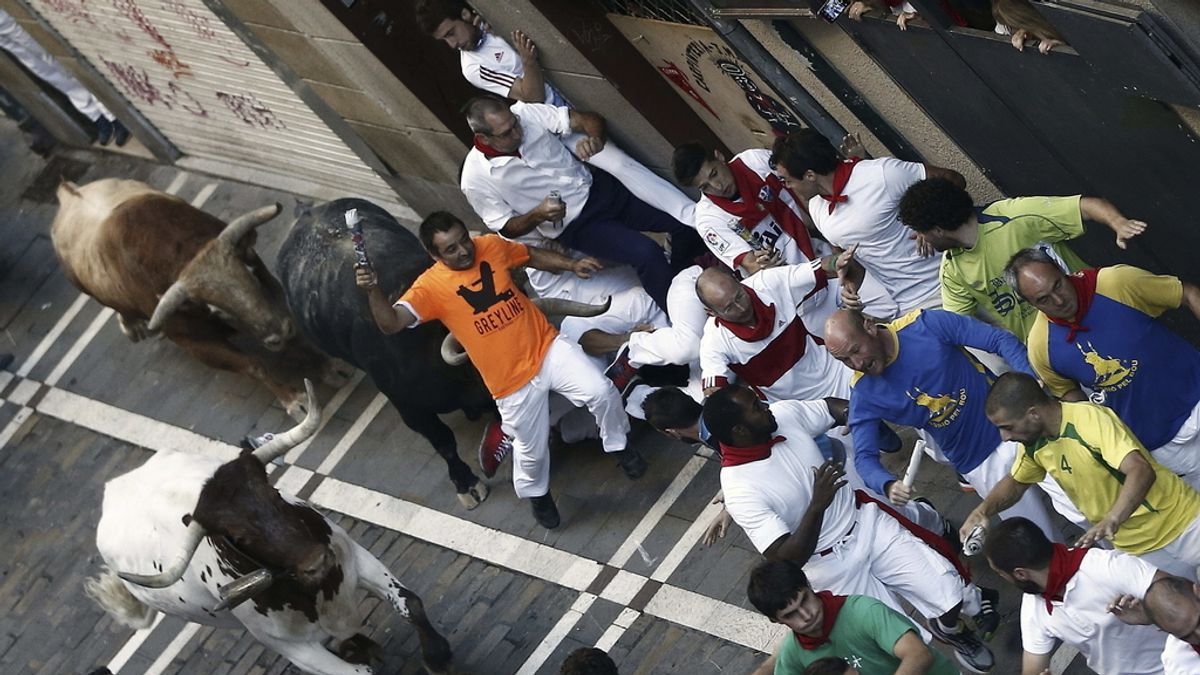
[50, 178, 344, 418]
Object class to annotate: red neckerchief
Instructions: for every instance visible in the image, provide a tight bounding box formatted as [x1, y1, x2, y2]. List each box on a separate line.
[473, 137, 520, 159]
[795, 591, 847, 649]
[1046, 268, 1099, 343]
[719, 435, 785, 468]
[1041, 543, 1091, 614]
[707, 158, 816, 259]
[820, 157, 862, 214]
[715, 286, 776, 342]
[1192, 643, 1200, 657]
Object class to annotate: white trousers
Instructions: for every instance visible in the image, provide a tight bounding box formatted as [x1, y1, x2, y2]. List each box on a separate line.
[496, 337, 630, 499]
[0, 11, 110, 121]
[1152, 399, 1200, 492]
[574, 136, 696, 226]
[1138, 512, 1200, 581]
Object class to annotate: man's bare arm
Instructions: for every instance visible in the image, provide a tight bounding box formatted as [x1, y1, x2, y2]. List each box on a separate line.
[355, 267, 418, 334]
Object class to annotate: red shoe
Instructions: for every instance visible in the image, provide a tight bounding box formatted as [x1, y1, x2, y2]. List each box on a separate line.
[478, 420, 513, 479]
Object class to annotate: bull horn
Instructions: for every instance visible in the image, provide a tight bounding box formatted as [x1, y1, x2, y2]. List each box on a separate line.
[213, 568, 276, 611]
[118, 519, 206, 588]
[440, 334, 469, 366]
[217, 203, 282, 246]
[531, 296, 612, 317]
[251, 380, 322, 464]
[147, 281, 189, 331]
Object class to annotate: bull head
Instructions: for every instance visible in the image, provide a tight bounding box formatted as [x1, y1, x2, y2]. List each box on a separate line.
[117, 380, 321, 589]
[147, 203, 296, 351]
[440, 296, 614, 365]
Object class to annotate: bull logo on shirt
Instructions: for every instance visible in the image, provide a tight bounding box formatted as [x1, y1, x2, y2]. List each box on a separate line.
[1077, 341, 1137, 391]
[457, 261, 514, 314]
[907, 386, 967, 428]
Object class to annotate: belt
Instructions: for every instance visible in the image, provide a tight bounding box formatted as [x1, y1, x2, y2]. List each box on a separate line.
[816, 521, 856, 557]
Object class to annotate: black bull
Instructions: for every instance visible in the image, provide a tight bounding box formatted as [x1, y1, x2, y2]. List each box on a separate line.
[278, 199, 492, 496]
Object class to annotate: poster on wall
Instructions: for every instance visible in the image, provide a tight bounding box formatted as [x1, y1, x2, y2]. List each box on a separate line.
[607, 15, 804, 151]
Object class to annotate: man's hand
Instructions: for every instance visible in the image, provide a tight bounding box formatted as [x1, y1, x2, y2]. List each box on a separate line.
[511, 30, 537, 64]
[1075, 514, 1120, 548]
[1111, 218, 1147, 249]
[1037, 38, 1063, 55]
[536, 195, 567, 223]
[753, 248, 783, 270]
[355, 265, 378, 289]
[1010, 28, 1029, 51]
[575, 136, 606, 161]
[571, 256, 603, 279]
[1107, 594, 1152, 625]
[703, 506, 732, 547]
[834, 245, 864, 310]
[896, 10, 917, 30]
[838, 132, 866, 159]
[959, 506, 989, 543]
[469, 12, 491, 33]
[886, 479, 914, 506]
[909, 230, 935, 258]
[813, 461, 848, 510]
[847, 1, 872, 20]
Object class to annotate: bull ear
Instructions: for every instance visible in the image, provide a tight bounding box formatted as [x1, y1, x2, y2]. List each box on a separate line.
[440, 333, 469, 366]
[252, 380, 322, 464]
[531, 296, 612, 318]
[147, 281, 190, 332]
[118, 519, 206, 588]
[217, 203, 282, 246]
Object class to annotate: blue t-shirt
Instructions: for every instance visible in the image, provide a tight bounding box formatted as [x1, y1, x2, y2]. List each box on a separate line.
[850, 309, 1035, 494]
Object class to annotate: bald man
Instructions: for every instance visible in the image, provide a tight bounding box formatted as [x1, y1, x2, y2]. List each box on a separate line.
[824, 308, 1082, 541]
[1112, 576, 1200, 674]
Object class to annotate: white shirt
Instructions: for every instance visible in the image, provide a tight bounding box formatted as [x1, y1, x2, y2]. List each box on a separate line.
[460, 102, 591, 239]
[1021, 548, 1166, 675]
[461, 31, 568, 107]
[807, 158, 941, 313]
[694, 150, 815, 272]
[1162, 635, 1200, 675]
[700, 263, 851, 402]
[721, 400, 853, 554]
[628, 266, 706, 367]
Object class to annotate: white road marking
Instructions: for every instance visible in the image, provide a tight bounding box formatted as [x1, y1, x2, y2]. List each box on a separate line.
[17, 293, 88, 377]
[1051, 643, 1080, 674]
[143, 622, 201, 675]
[163, 172, 189, 196]
[0, 407, 33, 450]
[284, 370, 366, 464]
[608, 453, 707, 568]
[514, 593, 597, 675]
[191, 181, 219, 208]
[314, 392, 387, 475]
[594, 608, 641, 652]
[107, 613, 164, 673]
[45, 307, 114, 386]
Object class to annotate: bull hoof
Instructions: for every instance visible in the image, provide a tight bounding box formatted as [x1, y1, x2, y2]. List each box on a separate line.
[422, 634, 453, 675]
[117, 314, 153, 342]
[334, 633, 379, 665]
[456, 482, 489, 510]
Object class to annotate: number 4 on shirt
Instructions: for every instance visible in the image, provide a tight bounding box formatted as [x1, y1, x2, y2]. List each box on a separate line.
[1060, 455, 1074, 474]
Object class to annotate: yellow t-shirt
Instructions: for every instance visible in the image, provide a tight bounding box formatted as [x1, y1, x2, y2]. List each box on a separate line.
[399, 235, 556, 399]
[1011, 401, 1200, 554]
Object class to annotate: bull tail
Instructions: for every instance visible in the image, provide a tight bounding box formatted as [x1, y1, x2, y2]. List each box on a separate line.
[84, 567, 158, 630]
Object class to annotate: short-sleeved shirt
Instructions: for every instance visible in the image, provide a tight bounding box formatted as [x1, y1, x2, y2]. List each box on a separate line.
[775, 595, 957, 675]
[720, 400, 852, 554]
[808, 158, 941, 313]
[940, 196, 1088, 340]
[694, 149, 814, 271]
[460, 31, 568, 107]
[459, 102, 592, 239]
[397, 235, 555, 398]
[849, 309, 1034, 495]
[699, 263, 849, 403]
[1020, 548, 1166, 674]
[1029, 265, 1200, 450]
[1162, 635, 1200, 675]
[1011, 401, 1200, 554]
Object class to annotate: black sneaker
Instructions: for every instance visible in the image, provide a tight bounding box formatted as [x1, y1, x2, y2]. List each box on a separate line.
[604, 345, 640, 397]
[530, 493, 560, 529]
[112, 119, 131, 146]
[615, 448, 647, 479]
[94, 116, 114, 145]
[975, 587, 1000, 640]
[928, 619, 994, 673]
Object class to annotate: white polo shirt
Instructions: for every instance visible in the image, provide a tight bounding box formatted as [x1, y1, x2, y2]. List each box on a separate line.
[1163, 635, 1200, 675]
[807, 158, 941, 314]
[461, 31, 568, 107]
[1021, 548, 1166, 675]
[695, 150, 815, 271]
[721, 399, 853, 554]
[699, 262, 851, 402]
[460, 102, 592, 239]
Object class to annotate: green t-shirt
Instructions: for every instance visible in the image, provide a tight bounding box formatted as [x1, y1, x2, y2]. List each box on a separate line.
[774, 595, 958, 675]
[940, 196, 1089, 342]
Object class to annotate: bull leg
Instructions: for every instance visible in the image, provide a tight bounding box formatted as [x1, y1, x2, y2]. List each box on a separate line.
[166, 330, 307, 420]
[394, 408, 483, 502]
[116, 313, 153, 342]
[353, 540, 452, 675]
[243, 630, 372, 675]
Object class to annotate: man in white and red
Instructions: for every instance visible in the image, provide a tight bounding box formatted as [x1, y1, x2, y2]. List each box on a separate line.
[1109, 575, 1200, 675]
[702, 385, 997, 673]
[984, 517, 1173, 675]
[770, 129, 965, 317]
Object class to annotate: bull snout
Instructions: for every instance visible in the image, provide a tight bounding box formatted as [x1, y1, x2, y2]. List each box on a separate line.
[262, 319, 296, 352]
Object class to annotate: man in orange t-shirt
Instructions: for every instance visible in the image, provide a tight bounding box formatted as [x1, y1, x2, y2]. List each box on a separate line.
[356, 211, 645, 529]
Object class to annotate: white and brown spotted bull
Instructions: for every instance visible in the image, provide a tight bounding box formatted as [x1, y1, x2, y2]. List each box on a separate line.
[50, 178, 347, 420]
[85, 383, 451, 675]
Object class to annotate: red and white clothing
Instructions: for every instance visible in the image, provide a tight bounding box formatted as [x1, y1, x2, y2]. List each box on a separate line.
[1162, 636, 1200, 675]
[461, 31, 569, 107]
[722, 400, 977, 622]
[700, 262, 851, 402]
[1021, 548, 1167, 675]
[808, 158, 941, 316]
[628, 265, 706, 368]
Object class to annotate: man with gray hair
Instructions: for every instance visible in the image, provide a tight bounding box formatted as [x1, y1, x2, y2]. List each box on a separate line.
[458, 94, 698, 314]
[1005, 247, 1200, 488]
